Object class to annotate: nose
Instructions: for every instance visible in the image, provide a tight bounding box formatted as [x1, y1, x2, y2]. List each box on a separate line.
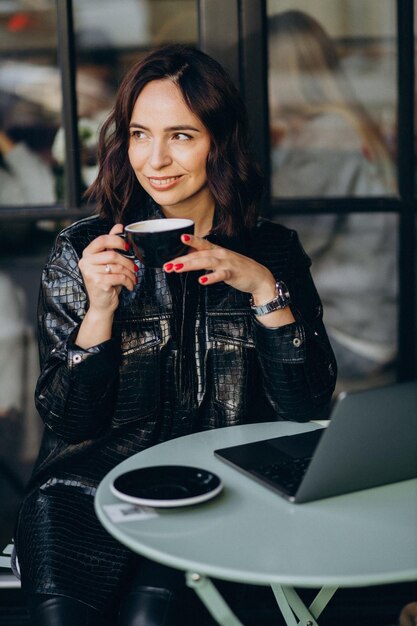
[149, 139, 172, 170]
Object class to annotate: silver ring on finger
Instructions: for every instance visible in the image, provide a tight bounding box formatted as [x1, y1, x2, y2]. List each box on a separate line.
[105, 264, 112, 274]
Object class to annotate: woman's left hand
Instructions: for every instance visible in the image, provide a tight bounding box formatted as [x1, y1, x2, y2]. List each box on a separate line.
[164, 233, 276, 304]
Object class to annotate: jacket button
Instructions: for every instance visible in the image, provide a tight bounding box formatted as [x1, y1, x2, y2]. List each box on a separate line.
[293, 337, 302, 347]
[73, 354, 82, 364]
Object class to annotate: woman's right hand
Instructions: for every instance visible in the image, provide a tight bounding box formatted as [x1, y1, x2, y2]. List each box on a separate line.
[78, 223, 137, 316]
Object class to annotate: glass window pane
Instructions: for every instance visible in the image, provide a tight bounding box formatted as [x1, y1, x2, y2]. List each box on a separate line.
[71, 0, 198, 195]
[0, 0, 60, 205]
[267, 0, 397, 198]
[0, 219, 61, 546]
[276, 211, 398, 394]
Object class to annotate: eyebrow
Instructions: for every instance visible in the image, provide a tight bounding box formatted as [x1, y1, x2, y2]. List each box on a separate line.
[129, 123, 201, 133]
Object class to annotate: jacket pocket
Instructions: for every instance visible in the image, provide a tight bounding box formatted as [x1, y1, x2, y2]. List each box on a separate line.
[207, 313, 255, 419]
[113, 319, 163, 424]
[207, 312, 254, 347]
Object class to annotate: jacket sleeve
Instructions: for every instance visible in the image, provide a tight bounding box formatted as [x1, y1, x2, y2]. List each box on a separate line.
[35, 234, 121, 443]
[253, 230, 337, 422]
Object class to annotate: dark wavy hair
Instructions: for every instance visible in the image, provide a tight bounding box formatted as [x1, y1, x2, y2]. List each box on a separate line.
[86, 44, 264, 237]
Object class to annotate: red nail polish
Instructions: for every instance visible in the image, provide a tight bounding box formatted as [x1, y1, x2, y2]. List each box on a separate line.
[182, 234, 191, 242]
[124, 243, 130, 251]
[200, 276, 208, 284]
[134, 264, 139, 271]
[164, 263, 174, 271]
[174, 263, 184, 271]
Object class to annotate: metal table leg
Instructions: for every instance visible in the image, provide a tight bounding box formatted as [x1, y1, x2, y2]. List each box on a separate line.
[186, 572, 338, 626]
[271, 584, 338, 626]
[186, 572, 244, 626]
[309, 586, 338, 619]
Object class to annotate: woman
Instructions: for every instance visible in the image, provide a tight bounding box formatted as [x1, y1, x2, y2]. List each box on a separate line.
[15, 44, 336, 625]
[268, 10, 397, 391]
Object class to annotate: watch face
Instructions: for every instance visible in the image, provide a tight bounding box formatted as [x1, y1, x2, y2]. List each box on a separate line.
[276, 282, 291, 306]
[276, 281, 290, 298]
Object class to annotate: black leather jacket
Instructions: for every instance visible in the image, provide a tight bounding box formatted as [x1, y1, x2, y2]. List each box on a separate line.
[16, 212, 336, 611]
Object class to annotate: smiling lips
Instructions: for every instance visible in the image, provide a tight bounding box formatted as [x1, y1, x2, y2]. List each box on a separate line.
[147, 175, 183, 189]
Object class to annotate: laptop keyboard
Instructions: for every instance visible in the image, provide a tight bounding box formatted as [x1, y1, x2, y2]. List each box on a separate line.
[254, 456, 312, 496]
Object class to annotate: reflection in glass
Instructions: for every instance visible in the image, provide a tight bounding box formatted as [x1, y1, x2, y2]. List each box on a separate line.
[277, 210, 398, 393]
[0, 218, 60, 545]
[0, 0, 59, 205]
[268, 8, 397, 198]
[0, 262, 43, 546]
[267, 6, 398, 392]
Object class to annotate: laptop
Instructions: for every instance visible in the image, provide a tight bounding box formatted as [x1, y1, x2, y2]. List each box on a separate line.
[214, 381, 417, 503]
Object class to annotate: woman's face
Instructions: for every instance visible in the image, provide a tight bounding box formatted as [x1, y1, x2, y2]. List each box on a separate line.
[128, 79, 214, 219]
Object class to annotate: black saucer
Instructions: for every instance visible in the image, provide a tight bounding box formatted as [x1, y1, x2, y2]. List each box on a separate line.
[111, 465, 223, 508]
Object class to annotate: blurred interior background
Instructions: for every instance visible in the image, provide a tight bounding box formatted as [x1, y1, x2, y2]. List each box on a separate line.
[0, 1, 415, 624]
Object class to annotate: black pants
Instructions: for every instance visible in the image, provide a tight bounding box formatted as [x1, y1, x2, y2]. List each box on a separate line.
[26, 558, 203, 626]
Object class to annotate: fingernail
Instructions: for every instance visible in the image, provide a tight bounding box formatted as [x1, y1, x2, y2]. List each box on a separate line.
[134, 264, 139, 271]
[174, 263, 184, 271]
[125, 243, 130, 251]
[200, 276, 208, 284]
[182, 234, 191, 242]
[164, 263, 174, 271]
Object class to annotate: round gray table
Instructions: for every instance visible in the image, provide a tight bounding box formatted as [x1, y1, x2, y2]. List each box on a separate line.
[95, 421, 417, 626]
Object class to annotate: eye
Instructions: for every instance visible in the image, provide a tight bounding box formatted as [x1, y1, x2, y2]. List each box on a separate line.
[173, 132, 192, 141]
[129, 130, 146, 141]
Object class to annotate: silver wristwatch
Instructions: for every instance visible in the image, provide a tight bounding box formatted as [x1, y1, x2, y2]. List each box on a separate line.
[249, 281, 291, 316]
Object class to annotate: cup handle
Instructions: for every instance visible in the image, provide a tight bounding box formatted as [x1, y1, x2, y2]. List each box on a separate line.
[116, 232, 135, 259]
